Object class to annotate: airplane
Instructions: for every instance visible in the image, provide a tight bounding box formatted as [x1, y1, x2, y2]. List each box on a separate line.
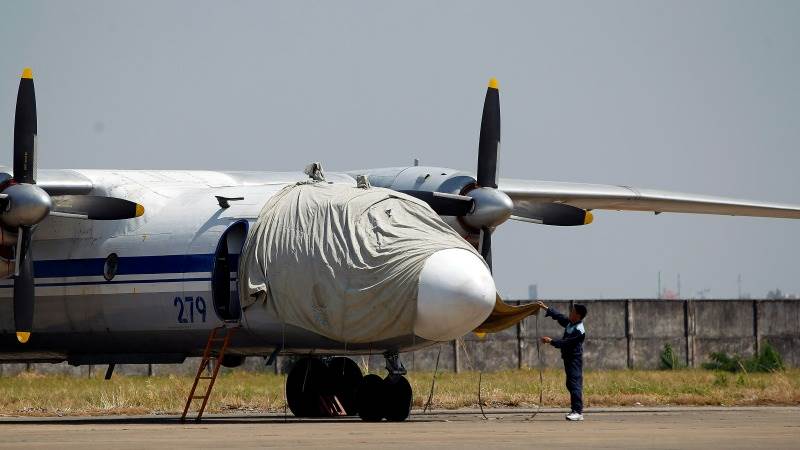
[1, 69, 799, 422]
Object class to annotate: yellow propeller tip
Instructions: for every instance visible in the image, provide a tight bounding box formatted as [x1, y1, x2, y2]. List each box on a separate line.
[135, 204, 145, 217]
[474, 331, 487, 339]
[488, 77, 498, 89]
[16, 332, 30, 344]
[21, 68, 33, 79]
[584, 210, 594, 225]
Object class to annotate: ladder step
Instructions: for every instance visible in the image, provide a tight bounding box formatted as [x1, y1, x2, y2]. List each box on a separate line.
[183, 325, 240, 422]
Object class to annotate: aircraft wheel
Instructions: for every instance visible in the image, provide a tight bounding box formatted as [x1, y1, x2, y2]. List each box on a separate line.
[357, 374, 386, 422]
[328, 357, 363, 416]
[286, 357, 327, 417]
[383, 375, 412, 422]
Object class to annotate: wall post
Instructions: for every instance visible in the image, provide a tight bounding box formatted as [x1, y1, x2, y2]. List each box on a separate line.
[687, 300, 696, 367]
[753, 300, 760, 355]
[517, 321, 524, 369]
[625, 299, 634, 369]
[517, 301, 524, 369]
[453, 339, 460, 373]
[683, 300, 690, 367]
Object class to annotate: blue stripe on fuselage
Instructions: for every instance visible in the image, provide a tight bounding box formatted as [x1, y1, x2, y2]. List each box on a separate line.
[31, 254, 237, 278]
[33, 277, 211, 287]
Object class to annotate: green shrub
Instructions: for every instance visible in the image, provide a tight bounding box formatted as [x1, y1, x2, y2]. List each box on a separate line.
[702, 341, 784, 373]
[703, 351, 740, 372]
[755, 342, 785, 372]
[659, 343, 684, 370]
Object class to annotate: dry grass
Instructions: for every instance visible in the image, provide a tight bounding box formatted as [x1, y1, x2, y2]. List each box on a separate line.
[0, 371, 284, 417]
[410, 368, 800, 409]
[0, 369, 796, 416]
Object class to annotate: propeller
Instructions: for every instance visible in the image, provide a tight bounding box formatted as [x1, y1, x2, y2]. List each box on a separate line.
[469, 78, 504, 270]
[401, 78, 595, 268]
[50, 195, 144, 220]
[477, 78, 500, 190]
[4, 68, 145, 343]
[401, 79, 595, 336]
[401, 79, 512, 270]
[12, 226, 33, 344]
[511, 203, 593, 226]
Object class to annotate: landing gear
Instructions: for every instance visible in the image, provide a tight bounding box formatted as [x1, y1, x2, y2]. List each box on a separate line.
[382, 374, 412, 422]
[374, 351, 412, 422]
[286, 357, 362, 417]
[328, 356, 362, 415]
[285, 353, 413, 422]
[356, 373, 385, 422]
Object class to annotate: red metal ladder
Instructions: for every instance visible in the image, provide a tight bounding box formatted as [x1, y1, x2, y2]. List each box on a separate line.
[181, 324, 238, 422]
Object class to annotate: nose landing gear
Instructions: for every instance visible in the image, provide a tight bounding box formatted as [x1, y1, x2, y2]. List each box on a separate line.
[381, 373, 413, 422]
[356, 352, 412, 422]
[285, 352, 413, 422]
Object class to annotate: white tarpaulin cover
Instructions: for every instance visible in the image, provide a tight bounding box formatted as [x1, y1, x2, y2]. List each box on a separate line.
[239, 182, 481, 343]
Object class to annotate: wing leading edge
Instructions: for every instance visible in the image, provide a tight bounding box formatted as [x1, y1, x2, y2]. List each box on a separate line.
[500, 179, 800, 220]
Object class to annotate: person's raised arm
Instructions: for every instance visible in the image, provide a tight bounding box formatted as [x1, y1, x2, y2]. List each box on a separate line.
[537, 301, 569, 328]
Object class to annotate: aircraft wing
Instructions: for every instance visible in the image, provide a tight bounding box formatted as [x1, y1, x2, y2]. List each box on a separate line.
[499, 178, 800, 220]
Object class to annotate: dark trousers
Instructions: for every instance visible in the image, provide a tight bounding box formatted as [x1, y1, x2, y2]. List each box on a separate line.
[563, 357, 583, 413]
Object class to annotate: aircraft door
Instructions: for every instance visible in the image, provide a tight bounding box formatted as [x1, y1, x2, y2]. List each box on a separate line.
[212, 220, 248, 321]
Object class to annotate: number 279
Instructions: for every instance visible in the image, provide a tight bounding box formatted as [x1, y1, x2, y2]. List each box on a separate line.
[174, 296, 207, 323]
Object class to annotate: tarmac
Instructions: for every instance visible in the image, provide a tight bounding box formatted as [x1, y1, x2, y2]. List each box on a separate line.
[0, 407, 797, 449]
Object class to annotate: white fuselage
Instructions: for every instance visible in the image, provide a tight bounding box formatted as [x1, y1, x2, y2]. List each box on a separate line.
[0, 169, 416, 363]
[0, 167, 499, 365]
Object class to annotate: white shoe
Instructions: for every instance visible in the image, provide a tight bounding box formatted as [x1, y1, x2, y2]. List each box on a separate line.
[565, 412, 584, 421]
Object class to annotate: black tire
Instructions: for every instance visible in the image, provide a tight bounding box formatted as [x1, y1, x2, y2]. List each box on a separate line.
[383, 375, 412, 422]
[357, 374, 385, 422]
[286, 357, 326, 417]
[328, 357, 363, 416]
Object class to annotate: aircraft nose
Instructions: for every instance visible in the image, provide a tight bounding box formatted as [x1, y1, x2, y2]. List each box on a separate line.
[414, 248, 497, 342]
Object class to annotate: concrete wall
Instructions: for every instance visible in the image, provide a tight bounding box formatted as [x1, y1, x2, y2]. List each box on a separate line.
[414, 299, 800, 371]
[2, 299, 798, 375]
[758, 300, 800, 368]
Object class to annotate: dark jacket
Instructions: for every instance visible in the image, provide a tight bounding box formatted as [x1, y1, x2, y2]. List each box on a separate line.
[545, 306, 586, 359]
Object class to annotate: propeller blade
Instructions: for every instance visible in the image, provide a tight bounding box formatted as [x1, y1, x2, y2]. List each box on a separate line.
[476, 78, 500, 188]
[511, 203, 593, 226]
[13, 68, 36, 184]
[398, 190, 474, 216]
[478, 227, 492, 271]
[13, 226, 34, 343]
[50, 195, 145, 220]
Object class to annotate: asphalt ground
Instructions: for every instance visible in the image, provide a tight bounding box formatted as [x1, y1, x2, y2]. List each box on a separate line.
[0, 407, 797, 449]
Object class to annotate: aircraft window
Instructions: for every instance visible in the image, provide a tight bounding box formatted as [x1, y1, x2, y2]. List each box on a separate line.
[104, 253, 119, 281]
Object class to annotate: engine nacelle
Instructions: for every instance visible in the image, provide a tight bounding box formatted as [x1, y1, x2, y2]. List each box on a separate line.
[351, 166, 477, 237]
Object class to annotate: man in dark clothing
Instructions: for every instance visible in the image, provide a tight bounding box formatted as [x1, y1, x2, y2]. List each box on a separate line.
[537, 301, 587, 421]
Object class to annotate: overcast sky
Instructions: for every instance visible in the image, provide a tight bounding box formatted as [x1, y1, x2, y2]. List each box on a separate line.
[1, 1, 799, 299]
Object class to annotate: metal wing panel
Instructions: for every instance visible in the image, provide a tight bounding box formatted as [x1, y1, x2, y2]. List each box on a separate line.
[499, 178, 800, 219]
[0, 167, 93, 195]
